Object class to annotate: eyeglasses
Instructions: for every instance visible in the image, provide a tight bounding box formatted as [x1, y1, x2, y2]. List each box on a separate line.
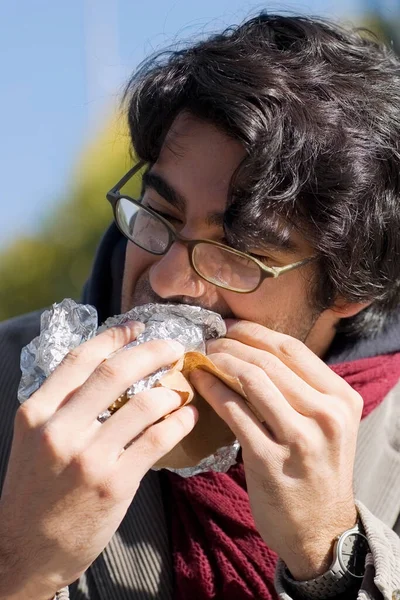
[107, 162, 316, 293]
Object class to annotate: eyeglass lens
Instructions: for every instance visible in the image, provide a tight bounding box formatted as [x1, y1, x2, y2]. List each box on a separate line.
[117, 198, 169, 254]
[116, 197, 261, 291]
[192, 244, 260, 291]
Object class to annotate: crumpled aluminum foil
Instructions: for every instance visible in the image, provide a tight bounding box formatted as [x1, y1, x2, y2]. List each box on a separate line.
[18, 298, 240, 477]
[18, 299, 98, 402]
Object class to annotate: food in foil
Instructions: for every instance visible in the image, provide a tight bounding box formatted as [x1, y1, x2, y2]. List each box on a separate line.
[18, 299, 242, 477]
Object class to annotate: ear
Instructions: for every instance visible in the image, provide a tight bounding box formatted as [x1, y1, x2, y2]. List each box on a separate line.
[328, 297, 373, 319]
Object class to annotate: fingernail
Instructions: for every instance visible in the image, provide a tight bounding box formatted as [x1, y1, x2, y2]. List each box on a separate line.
[181, 404, 199, 423]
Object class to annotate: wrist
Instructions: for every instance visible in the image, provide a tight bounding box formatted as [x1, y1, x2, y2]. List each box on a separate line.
[0, 593, 55, 600]
[282, 508, 358, 581]
[0, 587, 57, 600]
[0, 549, 58, 600]
[280, 517, 369, 600]
[283, 540, 334, 581]
[0, 570, 58, 600]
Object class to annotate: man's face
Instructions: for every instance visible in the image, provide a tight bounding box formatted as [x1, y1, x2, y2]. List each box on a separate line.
[121, 112, 321, 344]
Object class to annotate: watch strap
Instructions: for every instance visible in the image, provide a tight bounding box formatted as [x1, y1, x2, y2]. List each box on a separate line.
[282, 563, 358, 599]
[281, 519, 369, 600]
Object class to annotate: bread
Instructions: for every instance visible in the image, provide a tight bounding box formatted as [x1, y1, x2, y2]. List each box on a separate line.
[108, 351, 262, 469]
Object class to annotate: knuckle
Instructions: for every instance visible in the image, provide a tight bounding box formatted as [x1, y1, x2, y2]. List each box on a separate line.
[239, 363, 265, 389]
[38, 422, 65, 460]
[278, 335, 304, 359]
[69, 451, 101, 486]
[317, 403, 347, 439]
[349, 390, 364, 419]
[290, 431, 319, 462]
[131, 391, 153, 416]
[146, 426, 171, 456]
[145, 410, 191, 457]
[61, 345, 86, 366]
[245, 362, 262, 377]
[142, 338, 181, 359]
[211, 339, 232, 353]
[103, 321, 143, 346]
[96, 359, 121, 382]
[15, 401, 43, 431]
[324, 413, 344, 439]
[209, 351, 233, 369]
[105, 324, 132, 346]
[172, 410, 192, 438]
[244, 321, 264, 340]
[129, 389, 180, 423]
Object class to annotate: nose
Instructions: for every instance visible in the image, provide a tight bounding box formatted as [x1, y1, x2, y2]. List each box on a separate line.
[149, 241, 207, 299]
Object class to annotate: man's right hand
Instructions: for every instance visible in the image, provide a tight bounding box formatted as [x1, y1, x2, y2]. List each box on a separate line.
[0, 321, 197, 600]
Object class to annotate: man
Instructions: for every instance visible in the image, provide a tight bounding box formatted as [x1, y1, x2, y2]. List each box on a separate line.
[0, 12, 399, 600]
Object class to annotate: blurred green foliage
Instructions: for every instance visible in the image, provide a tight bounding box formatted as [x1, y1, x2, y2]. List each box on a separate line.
[362, 14, 400, 55]
[0, 111, 142, 321]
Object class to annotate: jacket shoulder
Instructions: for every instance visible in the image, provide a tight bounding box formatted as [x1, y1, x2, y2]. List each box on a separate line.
[0, 309, 43, 353]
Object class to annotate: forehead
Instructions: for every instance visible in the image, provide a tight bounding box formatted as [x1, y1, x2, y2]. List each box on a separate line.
[154, 112, 245, 209]
[150, 112, 311, 255]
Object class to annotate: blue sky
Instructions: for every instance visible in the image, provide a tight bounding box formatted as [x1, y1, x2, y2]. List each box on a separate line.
[0, 0, 386, 249]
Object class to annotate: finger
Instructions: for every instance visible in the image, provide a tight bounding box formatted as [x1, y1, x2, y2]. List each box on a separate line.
[189, 368, 277, 450]
[204, 353, 305, 442]
[117, 405, 198, 484]
[223, 319, 348, 395]
[206, 338, 322, 417]
[92, 387, 187, 460]
[24, 321, 146, 422]
[50, 339, 185, 431]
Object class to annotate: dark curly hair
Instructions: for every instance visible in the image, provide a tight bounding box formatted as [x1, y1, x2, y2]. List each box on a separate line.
[123, 13, 400, 336]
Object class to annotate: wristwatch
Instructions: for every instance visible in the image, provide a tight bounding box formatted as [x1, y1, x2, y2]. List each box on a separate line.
[283, 519, 370, 599]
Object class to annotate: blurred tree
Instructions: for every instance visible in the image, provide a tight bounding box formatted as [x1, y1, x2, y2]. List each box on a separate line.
[362, 14, 400, 55]
[0, 110, 141, 321]
[361, 0, 400, 55]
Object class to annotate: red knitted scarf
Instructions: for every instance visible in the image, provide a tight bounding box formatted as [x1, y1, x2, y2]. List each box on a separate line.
[165, 352, 400, 599]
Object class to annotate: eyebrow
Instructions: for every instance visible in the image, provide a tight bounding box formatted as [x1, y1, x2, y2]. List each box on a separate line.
[142, 170, 225, 228]
[254, 227, 299, 254]
[142, 170, 299, 254]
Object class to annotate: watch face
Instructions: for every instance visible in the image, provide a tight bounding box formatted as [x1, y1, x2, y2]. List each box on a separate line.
[339, 532, 370, 577]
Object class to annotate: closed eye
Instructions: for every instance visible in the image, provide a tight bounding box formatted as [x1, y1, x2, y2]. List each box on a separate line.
[248, 252, 275, 265]
[146, 203, 183, 224]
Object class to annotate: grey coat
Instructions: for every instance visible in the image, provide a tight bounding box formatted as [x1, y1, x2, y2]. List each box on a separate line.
[0, 309, 400, 600]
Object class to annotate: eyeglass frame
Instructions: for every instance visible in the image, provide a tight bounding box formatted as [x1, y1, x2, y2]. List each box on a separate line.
[106, 161, 317, 294]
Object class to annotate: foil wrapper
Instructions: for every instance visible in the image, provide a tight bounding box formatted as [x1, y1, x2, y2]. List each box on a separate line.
[18, 298, 239, 477]
[18, 299, 98, 402]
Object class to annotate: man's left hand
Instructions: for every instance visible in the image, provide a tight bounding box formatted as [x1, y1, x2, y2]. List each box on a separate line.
[190, 319, 363, 581]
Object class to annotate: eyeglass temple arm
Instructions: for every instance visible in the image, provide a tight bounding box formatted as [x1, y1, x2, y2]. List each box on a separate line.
[108, 161, 146, 195]
[272, 256, 316, 276]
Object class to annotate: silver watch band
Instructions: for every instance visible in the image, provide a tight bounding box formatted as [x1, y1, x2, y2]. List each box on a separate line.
[281, 519, 369, 600]
[282, 564, 358, 599]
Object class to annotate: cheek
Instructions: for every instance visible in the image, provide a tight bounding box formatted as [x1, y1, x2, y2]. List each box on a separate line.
[221, 272, 313, 324]
[121, 243, 158, 295]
